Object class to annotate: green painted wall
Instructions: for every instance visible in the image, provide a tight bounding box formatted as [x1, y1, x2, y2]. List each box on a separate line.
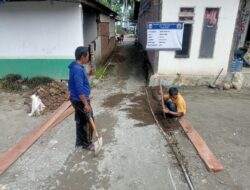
[0, 59, 73, 79]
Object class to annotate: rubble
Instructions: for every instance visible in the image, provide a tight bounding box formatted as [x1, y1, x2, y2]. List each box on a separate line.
[232, 72, 244, 90]
[24, 80, 68, 112]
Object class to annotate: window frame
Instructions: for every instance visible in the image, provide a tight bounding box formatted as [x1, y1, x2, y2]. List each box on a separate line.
[175, 7, 195, 58]
[199, 7, 220, 59]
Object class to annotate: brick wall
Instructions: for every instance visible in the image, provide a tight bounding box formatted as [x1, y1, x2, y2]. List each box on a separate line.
[98, 22, 115, 61]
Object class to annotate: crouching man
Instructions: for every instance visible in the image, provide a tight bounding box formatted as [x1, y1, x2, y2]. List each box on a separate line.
[162, 87, 186, 120]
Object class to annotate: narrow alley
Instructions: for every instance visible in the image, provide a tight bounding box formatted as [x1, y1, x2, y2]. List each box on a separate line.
[1, 39, 250, 190]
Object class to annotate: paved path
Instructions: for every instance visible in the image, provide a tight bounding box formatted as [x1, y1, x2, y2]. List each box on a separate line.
[0, 41, 188, 190]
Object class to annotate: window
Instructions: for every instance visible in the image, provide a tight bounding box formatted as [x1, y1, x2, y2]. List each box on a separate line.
[199, 8, 220, 58]
[175, 7, 194, 58]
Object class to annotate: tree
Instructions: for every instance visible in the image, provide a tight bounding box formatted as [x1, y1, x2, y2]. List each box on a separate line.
[98, 0, 112, 8]
[98, 0, 135, 13]
[98, 0, 138, 27]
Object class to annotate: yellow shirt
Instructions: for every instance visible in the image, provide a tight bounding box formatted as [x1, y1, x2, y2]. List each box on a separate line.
[164, 94, 187, 114]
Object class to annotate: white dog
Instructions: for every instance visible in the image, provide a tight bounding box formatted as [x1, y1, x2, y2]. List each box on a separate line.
[28, 94, 46, 116]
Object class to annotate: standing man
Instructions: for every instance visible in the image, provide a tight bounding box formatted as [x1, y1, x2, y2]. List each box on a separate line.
[68, 46, 93, 150]
[162, 87, 186, 120]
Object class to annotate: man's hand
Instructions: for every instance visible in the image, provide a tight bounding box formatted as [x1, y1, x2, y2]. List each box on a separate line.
[66, 93, 70, 101]
[163, 107, 170, 113]
[85, 104, 92, 113]
[79, 95, 92, 113]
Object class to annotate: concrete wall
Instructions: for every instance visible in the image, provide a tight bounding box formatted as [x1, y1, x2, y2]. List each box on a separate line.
[99, 14, 115, 38]
[95, 14, 116, 64]
[138, 0, 161, 73]
[109, 19, 116, 38]
[0, 1, 83, 59]
[83, 11, 98, 46]
[159, 0, 240, 76]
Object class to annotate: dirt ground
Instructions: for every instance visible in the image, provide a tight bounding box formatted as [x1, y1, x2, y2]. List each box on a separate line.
[93, 84, 250, 189]
[0, 38, 250, 190]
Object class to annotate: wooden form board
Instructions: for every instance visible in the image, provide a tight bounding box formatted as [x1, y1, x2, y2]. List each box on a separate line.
[50, 105, 75, 128]
[0, 101, 72, 175]
[179, 117, 224, 172]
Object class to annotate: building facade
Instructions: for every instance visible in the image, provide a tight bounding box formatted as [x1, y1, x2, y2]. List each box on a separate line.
[0, 0, 117, 79]
[138, 0, 240, 85]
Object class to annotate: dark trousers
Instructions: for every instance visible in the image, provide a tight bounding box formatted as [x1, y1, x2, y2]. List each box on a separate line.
[70, 100, 93, 147]
[164, 100, 177, 118]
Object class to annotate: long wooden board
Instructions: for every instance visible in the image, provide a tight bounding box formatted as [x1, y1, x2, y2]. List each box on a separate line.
[50, 105, 75, 128]
[179, 117, 224, 172]
[0, 101, 71, 175]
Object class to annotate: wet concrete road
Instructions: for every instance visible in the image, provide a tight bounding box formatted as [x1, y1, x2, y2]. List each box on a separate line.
[0, 41, 188, 190]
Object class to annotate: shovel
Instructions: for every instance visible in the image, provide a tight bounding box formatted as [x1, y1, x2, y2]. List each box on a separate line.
[72, 104, 103, 155]
[208, 68, 223, 88]
[88, 116, 103, 156]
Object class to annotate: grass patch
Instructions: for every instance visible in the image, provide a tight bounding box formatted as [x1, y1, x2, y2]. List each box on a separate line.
[0, 74, 54, 92]
[0, 74, 22, 92]
[90, 81, 97, 88]
[94, 64, 115, 80]
[95, 66, 107, 79]
[25, 76, 53, 89]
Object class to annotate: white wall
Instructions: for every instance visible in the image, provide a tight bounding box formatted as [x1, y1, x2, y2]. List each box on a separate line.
[159, 0, 240, 75]
[0, 1, 83, 58]
[100, 14, 110, 22]
[83, 11, 97, 46]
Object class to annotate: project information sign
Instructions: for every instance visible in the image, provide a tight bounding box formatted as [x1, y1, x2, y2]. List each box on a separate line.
[146, 22, 184, 50]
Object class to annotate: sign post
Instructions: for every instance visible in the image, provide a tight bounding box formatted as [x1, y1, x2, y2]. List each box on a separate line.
[146, 22, 184, 50]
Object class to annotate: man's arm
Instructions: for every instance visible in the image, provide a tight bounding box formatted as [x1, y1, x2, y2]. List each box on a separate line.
[74, 70, 92, 112]
[163, 107, 184, 117]
[159, 90, 169, 101]
[79, 95, 91, 113]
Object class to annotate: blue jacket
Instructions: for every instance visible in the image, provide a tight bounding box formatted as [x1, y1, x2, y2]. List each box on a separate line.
[68, 61, 90, 101]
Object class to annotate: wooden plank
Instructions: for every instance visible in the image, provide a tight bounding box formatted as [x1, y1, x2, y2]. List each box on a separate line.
[179, 117, 224, 172]
[50, 105, 75, 128]
[0, 101, 71, 175]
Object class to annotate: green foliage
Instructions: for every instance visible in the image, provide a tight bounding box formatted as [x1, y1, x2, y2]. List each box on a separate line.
[0, 74, 22, 92]
[98, 0, 112, 8]
[98, 0, 136, 22]
[94, 64, 115, 80]
[116, 25, 122, 33]
[2, 74, 22, 82]
[0, 74, 54, 92]
[95, 66, 107, 79]
[90, 81, 97, 88]
[26, 76, 53, 89]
